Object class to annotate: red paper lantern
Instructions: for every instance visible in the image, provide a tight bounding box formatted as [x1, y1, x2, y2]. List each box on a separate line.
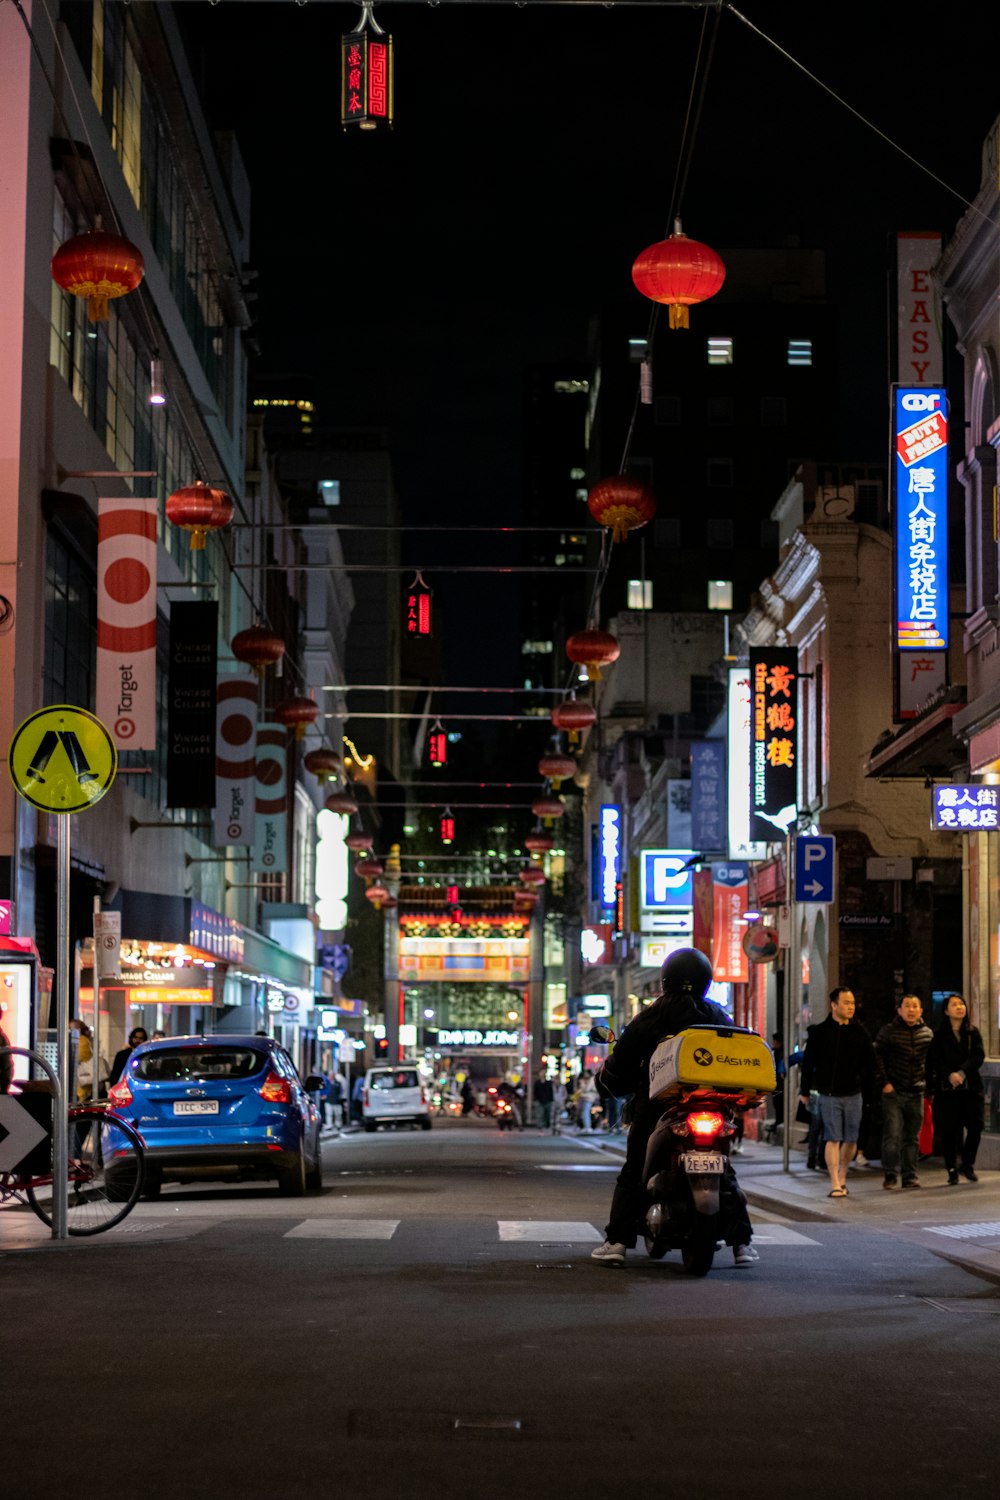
[231, 625, 285, 677]
[440, 812, 455, 845]
[631, 225, 726, 330]
[550, 698, 596, 745]
[524, 832, 555, 856]
[51, 229, 144, 323]
[303, 748, 342, 784]
[532, 796, 565, 827]
[354, 857, 384, 882]
[538, 752, 577, 789]
[325, 791, 359, 816]
[275, 696, 319, 740]
[346, 830, 374, 852]
[587, 476, 656, 544]
[519, 865, 546, 886]
[566, 628, 620, 681]
[365, 882, 390, 910]
[165, 482, 234, 552]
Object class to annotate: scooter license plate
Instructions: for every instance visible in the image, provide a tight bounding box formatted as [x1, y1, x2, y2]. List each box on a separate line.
[682, 1152, 725, 1174]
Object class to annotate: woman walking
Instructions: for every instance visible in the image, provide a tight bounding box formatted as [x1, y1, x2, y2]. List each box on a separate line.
[927, 995, 985, 1186]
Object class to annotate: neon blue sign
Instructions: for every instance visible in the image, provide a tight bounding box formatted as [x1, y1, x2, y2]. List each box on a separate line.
[894, 386, 948, 651]
[598, 804, 621, 909]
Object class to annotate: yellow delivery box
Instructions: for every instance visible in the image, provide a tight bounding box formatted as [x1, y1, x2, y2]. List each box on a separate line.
[649, 1026, 777, 1100]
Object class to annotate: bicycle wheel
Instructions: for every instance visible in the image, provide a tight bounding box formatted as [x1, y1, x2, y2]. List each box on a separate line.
[26, 1108, 145, 1236]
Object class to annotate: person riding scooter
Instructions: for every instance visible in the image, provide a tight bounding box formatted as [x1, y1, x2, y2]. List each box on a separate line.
[591, 948, 757, 1268]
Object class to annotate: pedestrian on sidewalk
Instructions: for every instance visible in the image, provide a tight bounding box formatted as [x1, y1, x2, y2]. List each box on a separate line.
[799, 987, 877, 1199]
[576, 1071, 599, 1133]
[875, 994, 933, 1191]
[927, 994, 985, 1186]
[534, 1070, 554, 1128]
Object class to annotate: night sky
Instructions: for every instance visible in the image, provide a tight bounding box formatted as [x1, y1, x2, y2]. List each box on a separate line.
[178, 0, 998, 744]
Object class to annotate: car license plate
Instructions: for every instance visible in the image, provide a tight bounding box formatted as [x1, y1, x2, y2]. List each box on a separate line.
[682, 1152, 725, 1175]
[173, 1100, 219, 1116]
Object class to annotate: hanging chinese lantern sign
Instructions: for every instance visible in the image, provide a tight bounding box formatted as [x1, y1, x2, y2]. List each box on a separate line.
[275, 695, 319, 741]
[748, 648, 798, 844]
[429, 728, 447, 768]
[440, 811, 455, 845]
[551, 698, 596, 745]
[405, 573, 433, 639]
[587, 477, 656, 544]
[51, 229, 144, 323]
[166, 482, 234, 552]
[96, 497, 158, 750]
[632, 221, 725, 330]
[342, 3, 394, 131]
[566, 628, 620, 682]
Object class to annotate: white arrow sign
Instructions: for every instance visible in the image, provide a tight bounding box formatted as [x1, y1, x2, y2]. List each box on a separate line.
[803, 880, 824, 896]
[0, 1095, 50, 1172]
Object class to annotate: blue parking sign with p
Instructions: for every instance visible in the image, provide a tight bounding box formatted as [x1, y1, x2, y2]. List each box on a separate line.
[794, 836, 835, 904]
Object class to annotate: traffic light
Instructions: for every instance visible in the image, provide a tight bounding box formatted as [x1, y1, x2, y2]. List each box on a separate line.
[375, 1037, 389, 1059]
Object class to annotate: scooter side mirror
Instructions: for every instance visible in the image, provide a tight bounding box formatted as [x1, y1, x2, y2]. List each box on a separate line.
[588, 1025, 615, 1045]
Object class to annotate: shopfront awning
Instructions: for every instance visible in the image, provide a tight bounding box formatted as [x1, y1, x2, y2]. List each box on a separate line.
[865, 691, 967, 780]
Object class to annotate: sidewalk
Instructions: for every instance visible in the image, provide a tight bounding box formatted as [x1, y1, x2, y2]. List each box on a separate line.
[567, 1128, 1000, 1287]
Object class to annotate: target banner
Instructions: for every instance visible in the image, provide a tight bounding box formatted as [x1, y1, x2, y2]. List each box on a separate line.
[253, 723, 288, 874]
[214, 676, 258, 847]
[96, 497, 158, 749]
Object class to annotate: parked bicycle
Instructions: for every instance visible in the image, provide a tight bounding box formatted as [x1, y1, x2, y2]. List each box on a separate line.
[0, 1101, 145, 1237]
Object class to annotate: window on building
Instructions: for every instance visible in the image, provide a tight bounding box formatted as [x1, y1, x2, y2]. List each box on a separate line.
[521, 640, 554, 655]
[628, 338, 649, 363]
[654, 519, 681, 549]
[691, 674, 726, 729]
[707, 337, 733, 366]
[627, 580, 653, 610]
[707, 580, 733, 611]
[44, 531, 97, 710]
[760, 396, 787, 427]
[654, 397, 680, 427]
[787, 339, 813, 366]
[760, 519, 780, 549]
[707, 518, 734, 548]
[707, 459, 733, 488]
[707, 396, 734, 426]
[319, 480, 341, 506]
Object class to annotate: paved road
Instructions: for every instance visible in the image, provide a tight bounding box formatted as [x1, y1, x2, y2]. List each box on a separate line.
[4, 1120, 999, 1499]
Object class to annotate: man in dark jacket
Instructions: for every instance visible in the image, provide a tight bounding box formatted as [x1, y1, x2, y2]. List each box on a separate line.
[874, 994, 933, 1191]
[590, 948, 756, 1268]
[799, 987, 877, 1199]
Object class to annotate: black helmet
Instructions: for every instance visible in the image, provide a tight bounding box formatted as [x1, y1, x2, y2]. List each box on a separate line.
[660, 947, 713, 999]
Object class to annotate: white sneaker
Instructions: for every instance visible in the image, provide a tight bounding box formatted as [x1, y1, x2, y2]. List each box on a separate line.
[591, 1240, 627, 1266]
[733, 1244, 759, 1268]
[731, 1142, 744, 1155]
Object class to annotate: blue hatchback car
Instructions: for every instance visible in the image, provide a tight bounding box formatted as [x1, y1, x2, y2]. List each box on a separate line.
[107, 1035, 323, 1198]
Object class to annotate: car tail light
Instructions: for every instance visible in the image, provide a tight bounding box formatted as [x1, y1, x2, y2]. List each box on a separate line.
[687, 1111, 724, 1140]
[363, 1088, 369, 1108]
[259, 1070, 292, 1104]
[108, 1078, 133, 1108]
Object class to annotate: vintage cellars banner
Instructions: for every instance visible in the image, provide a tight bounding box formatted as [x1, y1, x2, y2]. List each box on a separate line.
[166, 601, 218, 807]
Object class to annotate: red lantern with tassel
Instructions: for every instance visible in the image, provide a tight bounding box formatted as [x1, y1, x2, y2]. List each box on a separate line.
[566, 628, 620, 681]
[232, 625, 285, 677]
[365, 882, 390, 910]
[303, 747, 341, 784]
[587, 476, 656, 544]
[525, 832, 555, 856]
[165, 482, 234, 551]
[325, 791, 359, 816]
[354, 857, 384, 882]
[631, 222, 726, 330]
[519, 865, 546, 886]
[346, 830, 374, 853]
[538, 751, 577, 788]
[51, 229, 144, 323]
[550, 698, 596, 745]
[532, 796, 565, 827]
[275, 696, 319, 740]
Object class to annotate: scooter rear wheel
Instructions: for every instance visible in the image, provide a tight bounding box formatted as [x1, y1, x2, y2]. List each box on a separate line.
[681, 1224, 717, 1276]
[643, 1236, 669, 1260]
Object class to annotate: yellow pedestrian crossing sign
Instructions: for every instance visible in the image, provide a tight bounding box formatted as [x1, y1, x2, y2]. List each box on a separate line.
[8, 706, 117, 813]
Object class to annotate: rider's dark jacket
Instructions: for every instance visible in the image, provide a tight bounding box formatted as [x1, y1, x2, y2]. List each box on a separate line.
[597, 990, 733, 1108]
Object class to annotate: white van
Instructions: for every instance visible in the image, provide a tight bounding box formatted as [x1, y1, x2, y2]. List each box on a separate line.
[362, 1066, 432, 1131]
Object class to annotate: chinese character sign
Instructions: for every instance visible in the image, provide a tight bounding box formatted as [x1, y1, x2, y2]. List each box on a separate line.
[931, 784, 999, 831]
[749, 648, 798, 844]
[341, 28, 394, 130]
[712, 862, 749, 984]
[894, 387, 948, 651]
[690, 740, 726, 853]
[405, 579, 433, 638]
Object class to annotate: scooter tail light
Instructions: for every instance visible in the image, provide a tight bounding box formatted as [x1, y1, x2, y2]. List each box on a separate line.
[259, 1070, 292, 1104]
[108, 1078, 133, 1108]
[687, 1111, 725, 1139]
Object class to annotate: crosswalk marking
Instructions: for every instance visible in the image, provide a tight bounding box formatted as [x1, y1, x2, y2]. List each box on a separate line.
[498, 1220, 602, 1242]
[284, 1220, 400, 1240]
[750, 1227, 820, 1246]
[924, 1221, 1000, 1241]
[537, 1164, 620, 1173]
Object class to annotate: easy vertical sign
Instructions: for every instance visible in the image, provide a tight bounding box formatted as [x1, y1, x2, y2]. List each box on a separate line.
[749, 648, 798, 843]
[894, 387, 948, 652]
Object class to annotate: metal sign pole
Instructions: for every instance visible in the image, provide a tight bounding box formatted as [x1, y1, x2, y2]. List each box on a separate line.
[782, 831, 795, 1175]
[53, 815, 71, 1239]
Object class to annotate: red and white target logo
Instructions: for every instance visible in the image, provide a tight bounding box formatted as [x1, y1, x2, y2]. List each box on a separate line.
[97, 498, 157, 750]
[115, 717, 136, 740]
